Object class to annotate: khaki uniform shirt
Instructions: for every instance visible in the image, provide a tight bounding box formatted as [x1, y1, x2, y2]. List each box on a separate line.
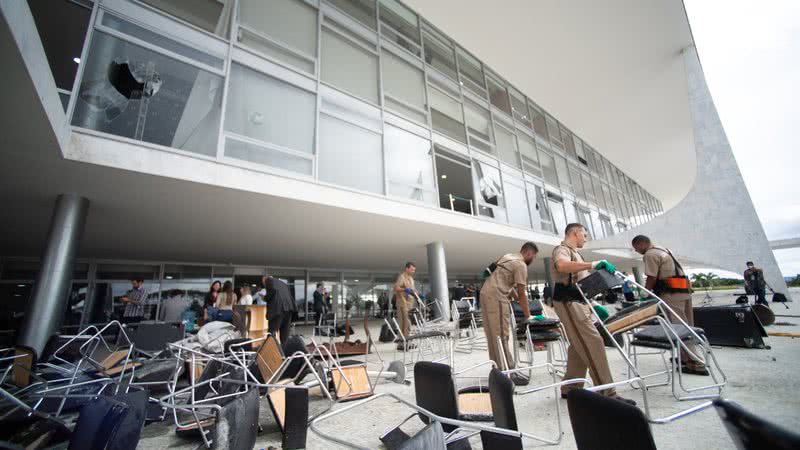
[394, 272, 415, 307]
[481, 253, 527, 304]
[551, 242, 590, 285]
[643, 246, 690, 301]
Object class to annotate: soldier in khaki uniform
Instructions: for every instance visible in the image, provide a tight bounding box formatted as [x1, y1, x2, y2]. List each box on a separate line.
[393, 262, 418, 338]
[480, 242, 538, 384]
[632, 235, 708, 375]
[552, 223, 636, 405]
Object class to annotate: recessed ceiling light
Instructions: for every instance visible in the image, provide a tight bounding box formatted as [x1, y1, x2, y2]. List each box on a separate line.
[164, 275, 174, 280]
[73, 57, 81, 64]
[441, 174, 447, 179]
[17, 284, 26, 287]
[354, 279, 359, 282]
[251, 284, 257, 287]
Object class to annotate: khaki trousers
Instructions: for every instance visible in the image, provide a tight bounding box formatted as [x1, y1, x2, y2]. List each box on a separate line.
[661, 294, 704, 367]
[481, 296, 514, 369]
[554, 301, 616, 396]
[396, 297, 413, 337]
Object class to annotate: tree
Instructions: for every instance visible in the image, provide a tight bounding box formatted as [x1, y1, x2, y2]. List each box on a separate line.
[705, 272, 719, 291]
[691, 273, 707, 288]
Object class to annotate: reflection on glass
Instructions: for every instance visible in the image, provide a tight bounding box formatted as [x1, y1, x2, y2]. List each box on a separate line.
[382, 51, 426, 123]
[379, 0, 420, 46]
[238, 0, 317, 72]
[487, 76, 511, 116]
[429, 87, 466, 143]
[548, 193, 567, 236]
[225, 138, 313, 175]
[423, 26, 457, 80]
[321, 28, 379, 104]
[504, 180, 530, 228]
[140, 0, 230, 35]
[319, 114, 383, 193]
[225, 64, 315, 155]
[495, 125, 520, 169]
[457, 48, 485, 97]
[464, 101, 494, 154]
[536, 152, 555, 187]
[528, 185, 552, 233]
[72, 31, 222, 157]
[328, 0, 377, 30]
[385, 125, 435, 204]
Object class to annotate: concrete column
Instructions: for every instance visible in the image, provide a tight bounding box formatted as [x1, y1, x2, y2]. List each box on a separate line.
[632, 266, 644, 285]
[18, 194, 89, 355]
[426, 241, 449, 320]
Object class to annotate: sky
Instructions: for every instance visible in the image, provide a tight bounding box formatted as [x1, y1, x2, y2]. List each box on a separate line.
[684, 0, 800, 278]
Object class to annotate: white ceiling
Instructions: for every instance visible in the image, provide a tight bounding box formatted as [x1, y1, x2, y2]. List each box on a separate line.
[404, 0, 697, 209]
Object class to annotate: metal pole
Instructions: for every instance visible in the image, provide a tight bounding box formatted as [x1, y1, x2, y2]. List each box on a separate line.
[18, 194, 90, 355]
[426, 241, 449, 320]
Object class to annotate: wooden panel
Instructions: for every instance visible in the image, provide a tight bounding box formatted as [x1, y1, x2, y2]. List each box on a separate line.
[100, 349, 130, 370]
[606, 303, 659, 334]
[12, 348, 34, 387]
[331, 365, 372, 401]
[100, 361, 142, 376]
[256, 335, 284, 381]
[233, 305, 269, 339]
[268, 388, 286, 428]
[458, 393, 492, 415]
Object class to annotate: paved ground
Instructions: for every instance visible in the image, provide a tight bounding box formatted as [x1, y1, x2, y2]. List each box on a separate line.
[138, 288, 800, 449]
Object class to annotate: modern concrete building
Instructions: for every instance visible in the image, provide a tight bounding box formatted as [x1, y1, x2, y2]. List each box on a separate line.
[0, 0, 788, 352]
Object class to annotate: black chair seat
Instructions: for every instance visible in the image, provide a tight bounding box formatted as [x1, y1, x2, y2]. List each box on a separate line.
[633, 325, 705, 344]
[714, 398, 800, 450]
[567, 389, 656, 450]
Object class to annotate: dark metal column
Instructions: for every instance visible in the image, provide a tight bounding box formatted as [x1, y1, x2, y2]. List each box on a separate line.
[426, 241, 449, 320]
[17, 194, 89, 355]
[543, 257, 553, 288]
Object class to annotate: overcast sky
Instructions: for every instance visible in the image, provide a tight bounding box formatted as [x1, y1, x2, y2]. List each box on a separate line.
[684, 0, 800, 278]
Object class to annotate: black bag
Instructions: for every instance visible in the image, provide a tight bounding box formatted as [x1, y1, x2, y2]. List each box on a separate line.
[735, 295, 749, 305]
[773, 293, 789, 303]
[379, 323, 398, 342]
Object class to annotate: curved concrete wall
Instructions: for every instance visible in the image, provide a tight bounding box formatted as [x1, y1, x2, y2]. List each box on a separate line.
[588, 46, 790, 298]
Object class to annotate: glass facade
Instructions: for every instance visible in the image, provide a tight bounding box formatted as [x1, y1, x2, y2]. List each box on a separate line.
[60, 0, 663, 240]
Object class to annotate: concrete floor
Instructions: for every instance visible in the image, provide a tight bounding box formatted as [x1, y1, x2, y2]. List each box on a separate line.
[138, 288, 800, 449]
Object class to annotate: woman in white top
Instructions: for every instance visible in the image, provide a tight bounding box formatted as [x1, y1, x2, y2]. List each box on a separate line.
[239, 286, 254, 305]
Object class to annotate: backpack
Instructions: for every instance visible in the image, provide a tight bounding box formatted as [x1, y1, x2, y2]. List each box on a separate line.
[379, 322, 398, 342]
[772, 292, 789, 303]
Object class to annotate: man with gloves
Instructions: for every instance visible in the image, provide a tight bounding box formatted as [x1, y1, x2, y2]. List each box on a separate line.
[551, 223, 636, 405]
[393, 262, 420, 338]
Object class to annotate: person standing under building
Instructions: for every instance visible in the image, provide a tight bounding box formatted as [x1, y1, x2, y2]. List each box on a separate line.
[743, 261, 769, 306]
[480, 242, 538, 385]
[393, 262, 419, 339]
[632, 235, 708, 376]
[119, 277, 147, 324]
[264, 276, 296, 345]
[159, 289, 191, 323]
[313, 283, 327, 323]
[622, 273, 635, 302]
[239, 286, 254, 305]
[553, 223, 636, 404]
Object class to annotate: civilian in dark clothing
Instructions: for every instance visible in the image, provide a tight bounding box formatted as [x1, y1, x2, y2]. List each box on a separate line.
[264, 276, 296, 344]
[312, 283, 326, 323]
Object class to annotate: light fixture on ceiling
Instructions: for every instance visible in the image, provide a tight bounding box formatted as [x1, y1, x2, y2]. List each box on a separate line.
[73, 57, 81, 64]
[441, 174, 447, 179]
[251, 284, 257, 287]
[354, 279, 359, 282]
[17, 284, 26, 287]
[164, 275, 174, 280]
